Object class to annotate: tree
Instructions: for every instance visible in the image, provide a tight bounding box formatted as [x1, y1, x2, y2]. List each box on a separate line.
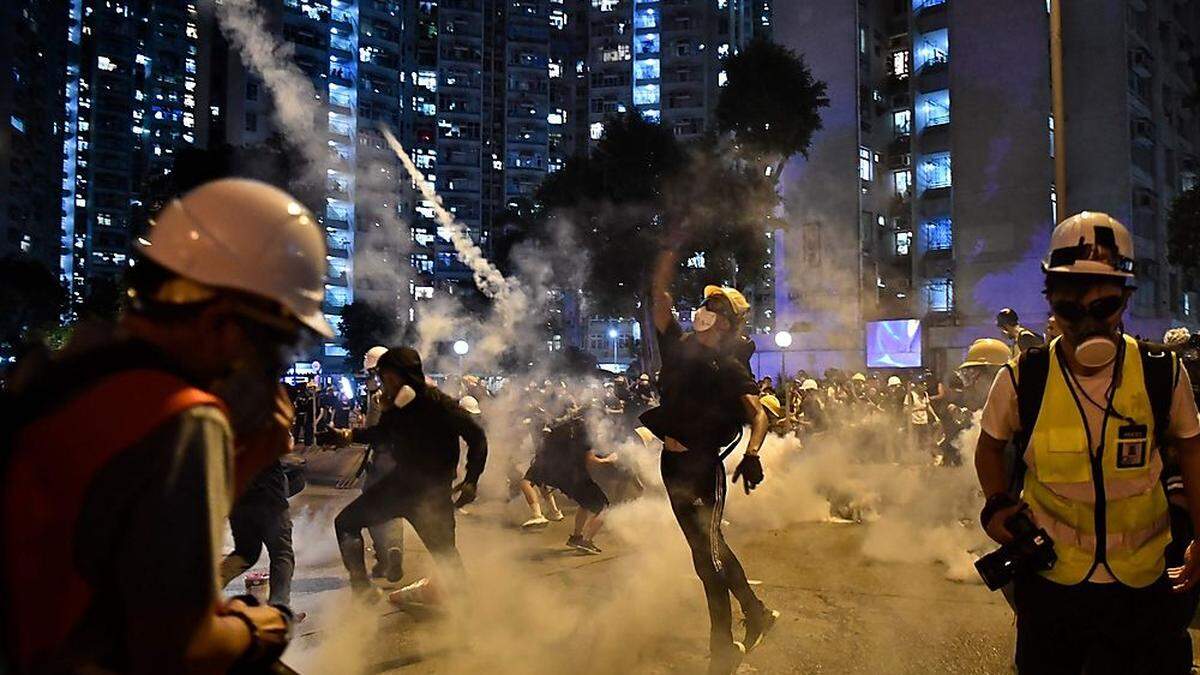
[339, 301, 398, 369]
[1168, 186, 1200, 282]
[0, 256, 67, 351]
[716, 38, 829, 172]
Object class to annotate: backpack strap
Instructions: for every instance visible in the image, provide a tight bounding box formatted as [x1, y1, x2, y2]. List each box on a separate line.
[1010, 345, 1052, 493]
[1137, 341, 1178, 451]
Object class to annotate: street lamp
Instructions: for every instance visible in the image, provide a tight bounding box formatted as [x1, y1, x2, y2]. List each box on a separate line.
[608, 327, 619, 365]
[453, 339, 469, 372]
[774, 330, 793, 379]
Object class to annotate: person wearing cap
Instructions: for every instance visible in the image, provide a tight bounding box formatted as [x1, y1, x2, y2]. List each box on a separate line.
[996, 307, 1045, 357]
[2, 179, 327, 673]
[320, 347, 487, 598]
[640, 250, 777, 675]
[348, 346, 406, 582]
[974, 212, 1200, 674]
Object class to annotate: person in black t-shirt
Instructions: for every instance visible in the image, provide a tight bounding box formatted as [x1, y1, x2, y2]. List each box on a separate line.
[639, 249, 779, 675]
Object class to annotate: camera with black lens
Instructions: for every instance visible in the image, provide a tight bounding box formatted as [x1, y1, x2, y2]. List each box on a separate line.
[975, 509, 1057, 591]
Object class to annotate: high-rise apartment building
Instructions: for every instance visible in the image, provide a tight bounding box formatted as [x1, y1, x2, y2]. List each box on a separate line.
[581, 0, 771, 149]
[56, 0, 202, 301]
[0, 1, 68, 269]
[768, 0, 1200, 376]
[202, 0, 409, 360]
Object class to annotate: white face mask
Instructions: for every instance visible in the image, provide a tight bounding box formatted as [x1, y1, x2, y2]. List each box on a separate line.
[1074, 336, 1118, 368]
[393, 384, 417, 409]
[693, 307, 718, 333]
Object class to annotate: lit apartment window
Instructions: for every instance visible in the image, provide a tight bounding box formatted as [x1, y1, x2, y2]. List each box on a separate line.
[859, 146, 874, 181]
[891, 50, 910, 77]
[915, 30, 948, 71]
[924, 278, 954, 312]
[634, 84, 660, 105]
[1049, 115, 1055, 157]
[924, 217, 952, 251]
[914, 0, 947, 11]
[590, 122, 604, 140]
[1050, 186, 1058, 222]
[919, 152, 951, 189]
[895, 230, 912, 256]
[893, 170, 912, 197]
[893, 109, 911, 136]
[919, 89, 950, 128]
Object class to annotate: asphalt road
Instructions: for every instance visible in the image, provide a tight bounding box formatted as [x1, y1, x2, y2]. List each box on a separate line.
[233, 455, 1023, 674]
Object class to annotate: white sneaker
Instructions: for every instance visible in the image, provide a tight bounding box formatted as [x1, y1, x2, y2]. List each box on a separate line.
[522, 515, 550, 528]
[546, 509, 565, 522]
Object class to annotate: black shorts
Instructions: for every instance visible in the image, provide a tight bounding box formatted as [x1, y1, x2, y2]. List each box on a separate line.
[556, 476, 609, 513]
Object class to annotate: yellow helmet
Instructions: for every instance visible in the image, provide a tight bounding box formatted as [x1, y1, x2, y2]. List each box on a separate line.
[960, 338, 1011, 369]
[703, 285, 750, 317]
[760, 393, 783, 418]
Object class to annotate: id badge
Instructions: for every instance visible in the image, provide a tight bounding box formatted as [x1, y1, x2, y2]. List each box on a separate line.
[1115, 423, 1149, 469]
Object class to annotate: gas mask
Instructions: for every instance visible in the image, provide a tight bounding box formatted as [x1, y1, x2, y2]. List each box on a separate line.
[210, 315, 306, 437]
[1052, 294, 1126, 369]
[393, 384, 417, 409]
[693, 307, 718, 333]
[365, 370, 381, 393]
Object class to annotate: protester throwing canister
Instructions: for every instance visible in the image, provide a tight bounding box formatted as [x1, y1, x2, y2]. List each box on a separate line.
[639, 249, 779, 675]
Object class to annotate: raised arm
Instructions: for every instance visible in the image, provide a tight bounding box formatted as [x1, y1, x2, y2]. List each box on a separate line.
[650, 248, 681, 334]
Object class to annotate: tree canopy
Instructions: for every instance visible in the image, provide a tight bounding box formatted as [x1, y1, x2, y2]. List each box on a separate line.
[717, 38, 829, 171]
[339, 301, 399, 370]
[1168, 186, 1200, 282]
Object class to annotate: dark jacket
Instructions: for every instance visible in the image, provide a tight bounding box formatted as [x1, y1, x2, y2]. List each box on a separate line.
[352, 386, 487, 489]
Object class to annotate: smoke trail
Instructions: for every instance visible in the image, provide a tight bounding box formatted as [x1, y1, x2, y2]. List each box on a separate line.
[214, 0, 321, 169]
[380, 127, 510, 300]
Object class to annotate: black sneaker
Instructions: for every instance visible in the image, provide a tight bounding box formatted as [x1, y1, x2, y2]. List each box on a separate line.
[708, 640, 746, 675]
[566, 534, 585, 549]
[576, 539, 602, 555]
[743, 607, 781, 652]
[383, 548, 404, 583]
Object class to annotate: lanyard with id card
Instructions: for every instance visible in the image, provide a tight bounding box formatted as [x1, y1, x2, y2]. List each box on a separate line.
[1115, 423, 1149, 469]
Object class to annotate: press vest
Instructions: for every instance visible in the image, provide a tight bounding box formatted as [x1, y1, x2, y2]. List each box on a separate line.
[2, 369, 225, 670]
[1019, 335, 1171, 587]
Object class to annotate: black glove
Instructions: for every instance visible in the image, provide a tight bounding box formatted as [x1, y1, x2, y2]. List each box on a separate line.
[452, 481, 478, 508]
[731, 454, 764, 495]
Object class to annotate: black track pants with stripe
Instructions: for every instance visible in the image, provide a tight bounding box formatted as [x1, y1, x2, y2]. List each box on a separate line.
[661, 449, 763, 647]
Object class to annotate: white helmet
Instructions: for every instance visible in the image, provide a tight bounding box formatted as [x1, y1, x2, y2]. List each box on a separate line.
[459, 396, 482, 415]
[887, 376, 902, 387]
[800, 378, 819, 391]
[363, 346, 389, 371]
[1043, 211, 1135, 278]
[139, 178, 333, 337]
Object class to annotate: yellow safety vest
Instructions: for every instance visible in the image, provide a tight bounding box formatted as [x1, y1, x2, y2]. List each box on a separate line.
[1021, 334, 1170, 587]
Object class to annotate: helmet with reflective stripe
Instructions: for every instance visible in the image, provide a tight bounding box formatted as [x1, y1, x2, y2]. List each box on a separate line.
[139, 178, 333, 337]
[1043, 211, 1135, 278]
[363, 346, 389, 371]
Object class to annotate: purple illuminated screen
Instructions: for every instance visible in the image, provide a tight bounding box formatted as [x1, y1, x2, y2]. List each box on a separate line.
[866, 319, 923, 368]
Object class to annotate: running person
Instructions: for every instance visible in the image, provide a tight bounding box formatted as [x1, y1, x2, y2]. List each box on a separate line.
[640, 249, 779, 675]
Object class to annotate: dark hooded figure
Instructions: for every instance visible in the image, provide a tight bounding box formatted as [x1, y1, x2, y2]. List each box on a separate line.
[321, 347, 487, 596]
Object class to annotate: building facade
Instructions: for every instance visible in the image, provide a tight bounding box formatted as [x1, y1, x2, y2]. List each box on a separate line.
[56, 0, 202, 301]
[0, 0, 68, 269]
[766, 0, 1200, 378]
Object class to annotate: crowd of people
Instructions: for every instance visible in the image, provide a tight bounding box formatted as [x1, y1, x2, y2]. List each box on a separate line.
[6, 178, 1200, 675]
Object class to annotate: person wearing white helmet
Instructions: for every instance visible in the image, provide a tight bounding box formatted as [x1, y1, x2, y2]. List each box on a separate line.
[974, 211, 1200, 674]
[3, 178, 328, 673]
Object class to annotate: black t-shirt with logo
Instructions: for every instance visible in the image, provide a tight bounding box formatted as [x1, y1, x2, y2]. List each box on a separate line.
[640, 320, 758, 452]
